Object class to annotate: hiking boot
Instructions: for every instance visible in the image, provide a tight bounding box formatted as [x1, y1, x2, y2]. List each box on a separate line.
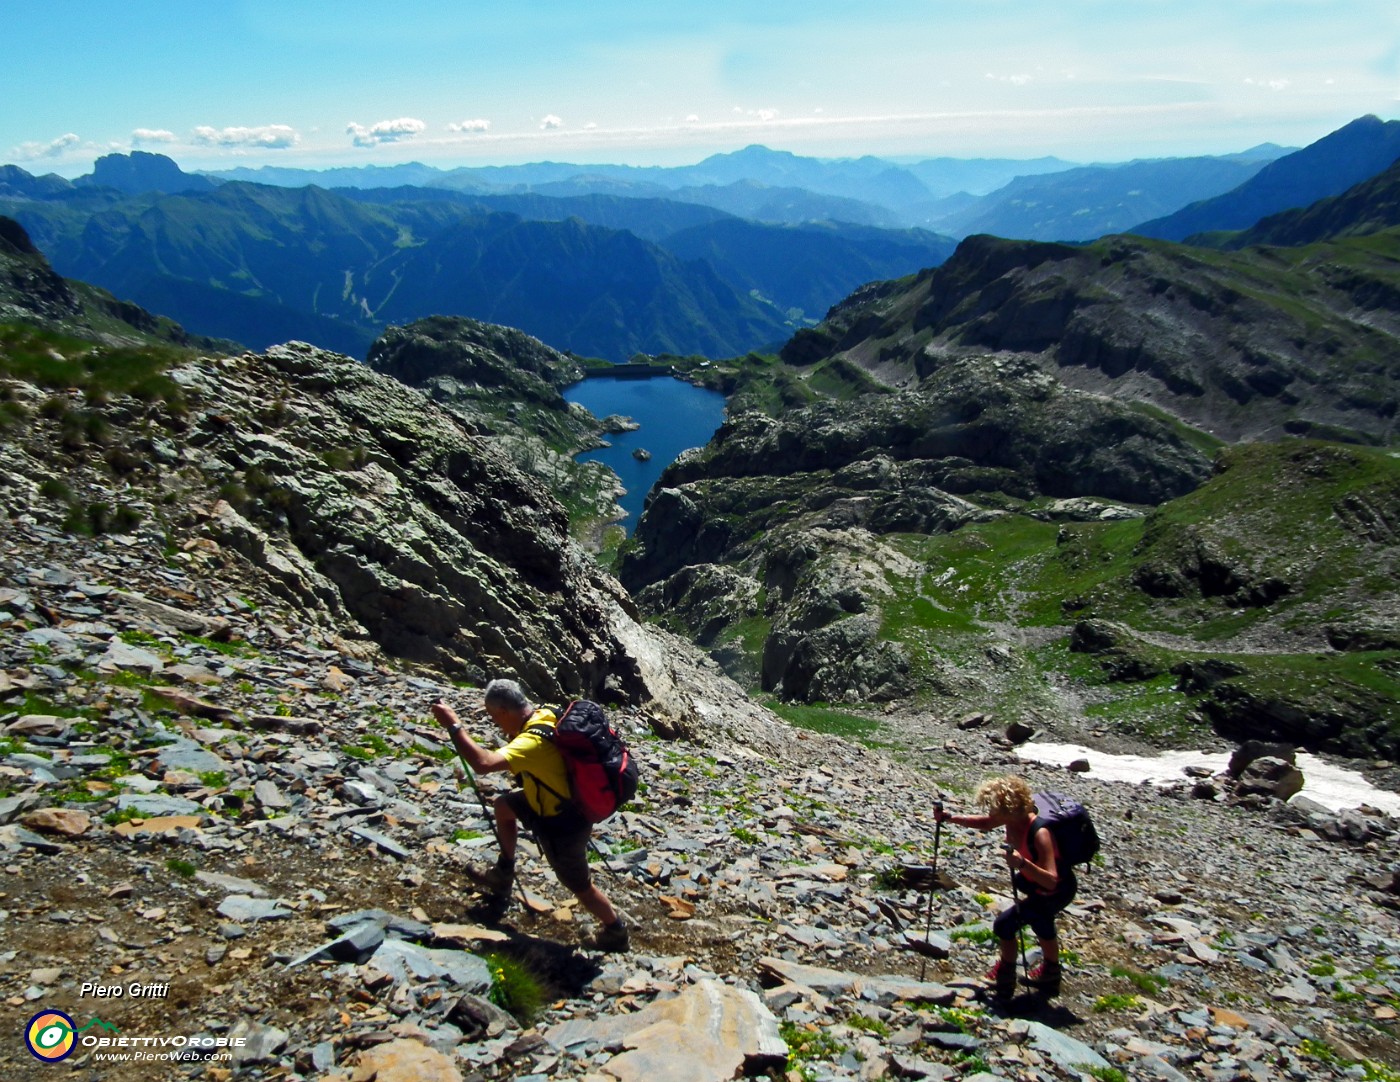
[588, 919, 630, 953]
[465, 857, 515, 896]
[1025, 961, 1062, 997]
[985, 960, 1017, 1001]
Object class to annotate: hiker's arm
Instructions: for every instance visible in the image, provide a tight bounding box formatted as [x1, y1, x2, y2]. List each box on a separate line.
[1009, 826, 1060, 891]
[937, 809, 998, 831]
[431, 702, 509, 774]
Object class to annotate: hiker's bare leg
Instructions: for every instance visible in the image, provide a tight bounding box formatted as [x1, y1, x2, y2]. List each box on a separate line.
[493, 794, 519, 862]
[575, 883, 619, 926]
[998, 937, 1017, 967]
[1039, 937, 1060, 967]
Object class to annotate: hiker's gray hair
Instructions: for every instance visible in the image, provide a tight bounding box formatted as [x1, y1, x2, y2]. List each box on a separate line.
[483, 678, 530, 713]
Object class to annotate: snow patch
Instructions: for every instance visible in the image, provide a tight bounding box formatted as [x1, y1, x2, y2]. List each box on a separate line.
[1014, 742, 1400, 817]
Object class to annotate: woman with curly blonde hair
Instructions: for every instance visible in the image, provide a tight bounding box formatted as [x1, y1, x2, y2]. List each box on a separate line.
[936, 774, 1076, 1001]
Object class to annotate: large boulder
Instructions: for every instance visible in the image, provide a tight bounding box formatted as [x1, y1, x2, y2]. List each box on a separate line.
[1234, 755, 1305, 802]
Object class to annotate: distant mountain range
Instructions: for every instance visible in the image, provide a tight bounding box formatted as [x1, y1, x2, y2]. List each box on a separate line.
[1132, 115, 1400, 241]
[930, 154, 1274, 242]
[3, 116, 1398, 359]
[0, 156, 957, 360]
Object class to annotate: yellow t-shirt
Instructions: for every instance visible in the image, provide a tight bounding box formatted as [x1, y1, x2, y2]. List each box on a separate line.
[501, 709, 570, 817]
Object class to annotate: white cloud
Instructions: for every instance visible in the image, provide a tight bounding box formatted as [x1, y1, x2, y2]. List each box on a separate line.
[192, 124, 300, 148]
[345, 117, 427, 147]
[132, 128, 178, 144]
[448, 118, 491, 133]
[539, 114, 564, 130]
[583, 121, 598, 131]
[685, 114, 700, 124]
[986, 72, 1033, 86]
[730, 107, 780, 122]
[10, 133, 79, 160]
[1244, 77, 1291, 92]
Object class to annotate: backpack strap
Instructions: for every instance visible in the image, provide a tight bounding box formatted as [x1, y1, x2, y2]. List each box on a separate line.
[1027, 816, 1067, 880]
[519, 721, 575, 814]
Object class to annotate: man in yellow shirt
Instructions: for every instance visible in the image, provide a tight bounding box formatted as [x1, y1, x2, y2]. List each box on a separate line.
[432, 679, 629, 952]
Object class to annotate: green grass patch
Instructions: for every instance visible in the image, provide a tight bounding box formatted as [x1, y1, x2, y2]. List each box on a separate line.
[844, 1014, 891, 1038]
[484, 952, 545, 1024]
[0, 324, 193, 405]
[166, 858, 197, 878]
[103, 806, 150, 826]
[1093, 993, 1142, 1013]
[780, 1021, 846, 1074]
[767, 701, 882, 743]
[951, 927, 997, 944]
[341, 734, 395, 760]
[1109, 964, 1169, 995]
[1298, 1037, 1400, 1082]
[183, 633, 258, 658]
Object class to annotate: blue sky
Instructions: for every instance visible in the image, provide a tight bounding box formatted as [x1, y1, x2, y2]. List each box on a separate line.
[6, 0, 1398, 176]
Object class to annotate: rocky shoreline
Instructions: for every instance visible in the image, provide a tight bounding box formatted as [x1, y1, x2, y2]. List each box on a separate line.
[2, 517, 1398, 1082]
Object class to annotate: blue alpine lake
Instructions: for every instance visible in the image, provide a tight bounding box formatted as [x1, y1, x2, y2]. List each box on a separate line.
[563, 375, 727, 532]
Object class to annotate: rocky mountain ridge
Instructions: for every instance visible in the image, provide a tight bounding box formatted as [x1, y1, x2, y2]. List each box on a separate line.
[779, 230, 1400, 446]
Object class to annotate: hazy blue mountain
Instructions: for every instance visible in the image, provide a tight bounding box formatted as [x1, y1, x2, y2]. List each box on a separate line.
[193, 142, 1313, 235]
[527, 177, 903, 227]
[1132, 115, 1400, 241]
[128, 273, 376, 356]
[0, 166, 75, 200]
[929, 155, 1276, 241]
[75, 151, 220, 195]
[209, 146, 1074, 223]
[1219, 157, 1400, 249]
[339, 185, 737, 242]
[896, 155, 1079, 198]
[209, 160, 460, 190]
[426, 145, 940, 222]
[660, 218, 956, 319]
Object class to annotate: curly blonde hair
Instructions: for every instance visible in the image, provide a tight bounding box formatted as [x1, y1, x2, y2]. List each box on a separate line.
[974, 775, 1036, 817]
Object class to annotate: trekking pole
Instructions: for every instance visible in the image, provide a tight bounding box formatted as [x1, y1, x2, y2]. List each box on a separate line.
[1006, 846, 1029, 976]
[590, 837, 624, 882]
[450, 751, 533, 915]
[919, 800, 943, 982]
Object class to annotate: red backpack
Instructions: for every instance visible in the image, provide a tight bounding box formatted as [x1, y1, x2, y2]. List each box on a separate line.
[528, 700, 639, 822]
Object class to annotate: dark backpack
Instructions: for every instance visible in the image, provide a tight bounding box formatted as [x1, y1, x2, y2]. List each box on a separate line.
[1031, 791, 1101, 868]
[529, 700, 639, 823]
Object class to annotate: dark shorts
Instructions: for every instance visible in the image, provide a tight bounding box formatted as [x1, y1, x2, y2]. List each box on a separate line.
[501, 789, 593, 894]
[993, 870, 1078, 942]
